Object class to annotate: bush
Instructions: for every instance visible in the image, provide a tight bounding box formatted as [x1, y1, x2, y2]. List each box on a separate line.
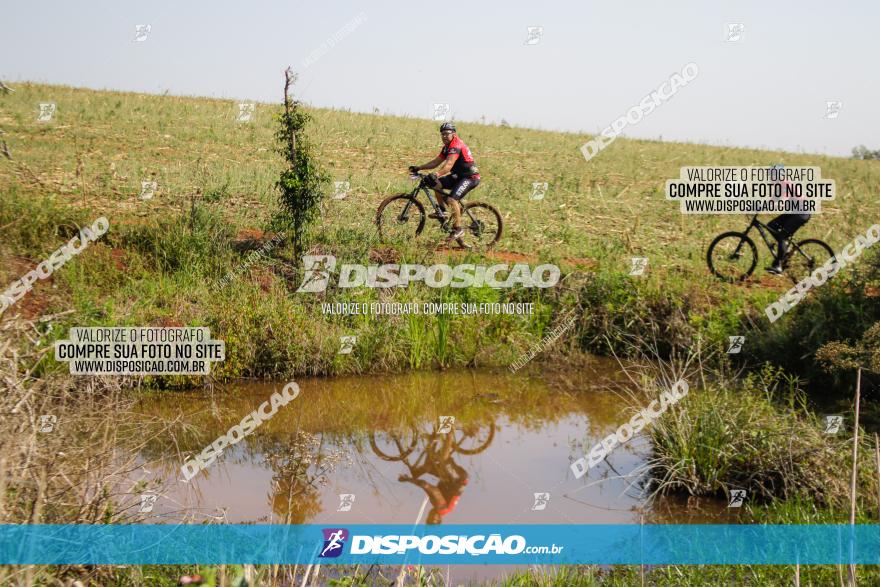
[648, 364, 873, 506]
[117, 204, 233, 275]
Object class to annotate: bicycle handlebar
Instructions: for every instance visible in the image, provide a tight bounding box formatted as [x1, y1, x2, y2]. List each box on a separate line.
[410, 171, 434, 185]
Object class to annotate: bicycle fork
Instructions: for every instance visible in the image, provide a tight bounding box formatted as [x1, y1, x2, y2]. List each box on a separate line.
[729, 224, 755, 259]
[397, 198, 414, 223]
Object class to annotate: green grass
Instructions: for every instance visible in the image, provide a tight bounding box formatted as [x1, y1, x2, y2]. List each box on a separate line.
[4, 82, 877, 265]
[1, 82, 879, 384]
[492, 562, 880, 586]
[648, 363, 877, 507]
[45, 557, 880, 586]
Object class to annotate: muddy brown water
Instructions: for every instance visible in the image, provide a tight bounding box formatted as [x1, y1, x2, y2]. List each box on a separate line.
[130, 357, 731, 584]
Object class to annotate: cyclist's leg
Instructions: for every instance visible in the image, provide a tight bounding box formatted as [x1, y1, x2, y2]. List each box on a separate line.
[767, 216, 788, 267]
[447, 176, 480, 231]
[781, 215, 810, 260]
[436, 175, 458, 211]
[422, 175, 442, 208]
[767, 214, 809, 269]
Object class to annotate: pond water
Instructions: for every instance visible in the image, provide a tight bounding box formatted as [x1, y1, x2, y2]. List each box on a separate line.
[130, 358, 732, 583]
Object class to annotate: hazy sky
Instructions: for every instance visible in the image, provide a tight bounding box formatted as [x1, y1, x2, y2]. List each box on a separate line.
[3, 0, 878, 156]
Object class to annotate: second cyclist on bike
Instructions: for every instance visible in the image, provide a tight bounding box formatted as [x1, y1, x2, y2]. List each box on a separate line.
[766, 163, 811, 275]
[409, 122, 481, 244]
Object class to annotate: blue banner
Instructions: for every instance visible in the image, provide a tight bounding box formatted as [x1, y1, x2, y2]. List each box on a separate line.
[1, 524, 879, 565]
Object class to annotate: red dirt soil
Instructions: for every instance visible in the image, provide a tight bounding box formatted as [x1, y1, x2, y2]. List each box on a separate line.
[149, 317, 185, 328]
[109, 248, 127, 271]
[234, 229, 267, 243]
[1, 255, 55, 320]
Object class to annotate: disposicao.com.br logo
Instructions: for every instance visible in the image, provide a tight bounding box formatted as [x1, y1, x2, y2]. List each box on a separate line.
[319, 528, 563, 557]
[296, 255, 560, 292]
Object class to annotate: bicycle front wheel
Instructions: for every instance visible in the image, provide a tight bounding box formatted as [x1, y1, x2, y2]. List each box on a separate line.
[707, 232, 758, 282]
[787, 239, 835, 284]
[462, 202, 502, 251]
[376, 194, 425, 242]
[369, 428, 419, 461]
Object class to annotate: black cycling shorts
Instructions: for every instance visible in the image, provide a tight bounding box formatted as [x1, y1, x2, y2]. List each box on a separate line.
[768, 214, 809, 239]
[438, 175, 481, 201]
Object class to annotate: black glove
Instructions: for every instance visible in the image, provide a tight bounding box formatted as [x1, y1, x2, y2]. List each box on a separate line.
[424, 173, 438, 186]
[408, 165, 420, 174]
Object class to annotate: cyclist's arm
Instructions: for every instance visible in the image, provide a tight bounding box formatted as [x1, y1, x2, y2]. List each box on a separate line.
[415, 156, 444, 171]
[435, 153, 458, 178]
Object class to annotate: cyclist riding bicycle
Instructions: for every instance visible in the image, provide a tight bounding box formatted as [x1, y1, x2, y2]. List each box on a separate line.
[408, 122, 481, 244]
[765, 163, 811, 274]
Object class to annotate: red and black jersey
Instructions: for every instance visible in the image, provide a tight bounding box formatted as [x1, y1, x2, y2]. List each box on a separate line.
[439, 136, 479, 178]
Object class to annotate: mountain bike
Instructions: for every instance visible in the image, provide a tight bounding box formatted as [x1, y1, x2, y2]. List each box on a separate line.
[369, 419, 496, 462]
[375, 173, 502, 250]
[707, 214, 833, 283]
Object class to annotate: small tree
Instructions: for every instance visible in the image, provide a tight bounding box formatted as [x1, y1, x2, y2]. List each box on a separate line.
[275, 68, 329, 261]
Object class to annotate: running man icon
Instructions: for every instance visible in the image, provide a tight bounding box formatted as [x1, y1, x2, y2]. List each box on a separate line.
[319, 528, 349, 558]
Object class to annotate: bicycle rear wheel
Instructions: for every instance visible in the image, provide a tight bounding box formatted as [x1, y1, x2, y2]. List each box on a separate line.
[376, 194, 425, 242]
[462, 202, 502, 251]
[707, 232, 758, 282]
[786, 239, 835, 284]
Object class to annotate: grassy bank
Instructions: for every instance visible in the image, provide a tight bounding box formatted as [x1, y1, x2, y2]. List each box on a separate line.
[648, 364, 869, 506]
[2, 82, 879, 390]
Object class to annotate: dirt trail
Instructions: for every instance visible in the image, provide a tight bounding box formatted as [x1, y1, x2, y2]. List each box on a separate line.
[234, 230, 599, 268]
[233, 229, 829, 289]
[434, 246, 597, 269]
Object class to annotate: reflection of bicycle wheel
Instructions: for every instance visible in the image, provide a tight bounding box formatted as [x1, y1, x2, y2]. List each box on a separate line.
[453, 422, 496, 455]
[707, 232, 757, 282]
[786, 239, 834, 284]
[369, 429, 419, 461]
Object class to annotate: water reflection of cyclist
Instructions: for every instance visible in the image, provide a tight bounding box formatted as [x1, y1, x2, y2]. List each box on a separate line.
[398, 433, 469, 524]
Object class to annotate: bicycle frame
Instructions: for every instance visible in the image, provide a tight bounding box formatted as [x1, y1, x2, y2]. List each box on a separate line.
[740, 214, 809, 264]
[399, 175, 479, 230]
[741, 215, 778, 256]
[416, 182, 446, 216]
